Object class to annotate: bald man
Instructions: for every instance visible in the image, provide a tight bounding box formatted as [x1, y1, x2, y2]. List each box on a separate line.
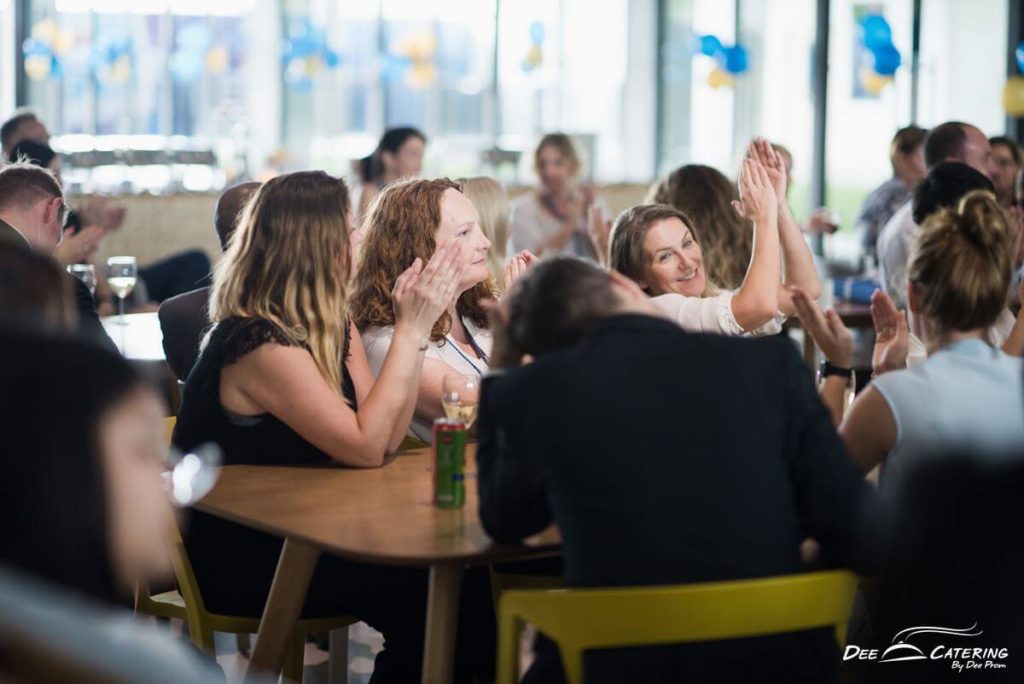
[158, 182, 260, 380]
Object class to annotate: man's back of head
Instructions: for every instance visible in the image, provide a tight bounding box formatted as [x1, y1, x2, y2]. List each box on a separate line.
[0, 110, 47, 159]
[0, 163, 65, 251]
[912, 162, 994, 225]
[213, 182, 261, 251]
[924, 121, 996, 179]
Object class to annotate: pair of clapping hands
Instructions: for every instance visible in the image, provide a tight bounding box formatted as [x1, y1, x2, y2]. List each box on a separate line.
[391, 242, 538, 342]
[790, 286, 909, 376]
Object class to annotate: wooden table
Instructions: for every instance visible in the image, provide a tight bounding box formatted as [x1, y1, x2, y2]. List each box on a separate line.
[195, 446, 560, 684]
[789, 300, 873, 370]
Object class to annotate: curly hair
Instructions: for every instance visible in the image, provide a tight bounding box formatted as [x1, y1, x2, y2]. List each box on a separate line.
[350, 177, 496, 341]
[645, 164, 752, 291]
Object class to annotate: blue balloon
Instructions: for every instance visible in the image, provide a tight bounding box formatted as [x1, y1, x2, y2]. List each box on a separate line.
[861, 14, 892, 52]
[49, 56, 62, 78]
[22, 37, 51, 57]
[698, 34, 723, 58]
[529, 21, 545, 45]
[178, 23, 212, 53]
[169, 49, 203, 83]
[1016, 40, 1024, 74]
[722, 44, 749, 74]
[324, 50, 340, 68]
[871, 43, 901, 76]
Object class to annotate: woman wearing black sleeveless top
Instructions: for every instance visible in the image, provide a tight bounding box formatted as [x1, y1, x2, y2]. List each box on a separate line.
[173, 171, 493, 682]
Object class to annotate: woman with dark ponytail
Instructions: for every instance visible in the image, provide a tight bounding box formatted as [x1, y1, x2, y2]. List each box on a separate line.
[356, 127, 427, 223]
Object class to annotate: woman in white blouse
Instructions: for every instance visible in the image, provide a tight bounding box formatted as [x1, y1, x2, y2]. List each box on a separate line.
[352, 177, 506, 442]
[508, 133, 608, 260]
[609, 141, 821, 336]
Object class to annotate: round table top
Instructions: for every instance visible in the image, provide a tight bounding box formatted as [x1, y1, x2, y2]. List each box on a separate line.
[195, 445, 561, 567]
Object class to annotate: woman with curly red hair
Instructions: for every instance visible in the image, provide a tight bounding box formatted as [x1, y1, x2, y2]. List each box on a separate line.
[352, 177, 497, 441]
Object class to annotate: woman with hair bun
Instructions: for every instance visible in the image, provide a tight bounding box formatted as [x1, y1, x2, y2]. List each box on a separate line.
[794, 190, 1024, 487]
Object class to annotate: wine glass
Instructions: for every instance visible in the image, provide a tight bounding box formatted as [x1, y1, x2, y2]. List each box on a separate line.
[106, 256, 137, 325]
[66, 263, 97, 296]
[165, 442, 223, 507]
[442, 374, 480, 429]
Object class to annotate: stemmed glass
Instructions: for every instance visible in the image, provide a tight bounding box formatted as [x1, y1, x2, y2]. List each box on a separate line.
[165, 442, 223, 507]
[106, 256, 137, 325]
[441, 374, 480, 429]
[66, 263, 97, 296]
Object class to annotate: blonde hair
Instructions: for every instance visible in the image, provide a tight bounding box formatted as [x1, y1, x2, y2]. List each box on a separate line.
[210, 171, 352, 395]
[458, 177, 509, 283]
[909, 190, 1012, 338]
[534, 133, 581, 177]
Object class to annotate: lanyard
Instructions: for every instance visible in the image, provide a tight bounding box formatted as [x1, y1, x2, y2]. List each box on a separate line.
[445, 316, 490, 376]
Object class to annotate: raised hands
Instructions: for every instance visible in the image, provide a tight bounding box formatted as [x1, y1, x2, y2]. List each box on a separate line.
[392, 241, 466, 339]
[586, 205, 612, 265]
[870, 289, 909, 374]
[503, 250, 539, 291]
[790, 286, 854, 368]
[748, 138, 787, 205]
[731, 157, 778, 224]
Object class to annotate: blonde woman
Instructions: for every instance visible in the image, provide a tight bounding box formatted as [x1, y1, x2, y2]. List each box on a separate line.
[610, 142, 820, 335]
[508, 133, 608, 259]
[173, 171, 495, 682]
[791, 190, 1024, 487]
[459, 176, 511, 285]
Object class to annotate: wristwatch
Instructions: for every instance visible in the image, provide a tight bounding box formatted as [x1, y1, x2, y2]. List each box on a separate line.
[818, 360, 853, 381]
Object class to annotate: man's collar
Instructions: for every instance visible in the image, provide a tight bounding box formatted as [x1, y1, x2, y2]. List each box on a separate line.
[0, 218, 32, 249]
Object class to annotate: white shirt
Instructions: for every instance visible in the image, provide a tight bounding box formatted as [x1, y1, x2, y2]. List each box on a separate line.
[651, 291, 787, 337]
[876, 201, 916, 310]
[872, 338, 1024, 490]
[507, 191, 608, 259]
[361, 319, 493, 442]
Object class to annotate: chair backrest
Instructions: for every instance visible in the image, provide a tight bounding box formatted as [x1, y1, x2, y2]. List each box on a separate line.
[161, 415, 215, 649]
[497, 570, 857, 684]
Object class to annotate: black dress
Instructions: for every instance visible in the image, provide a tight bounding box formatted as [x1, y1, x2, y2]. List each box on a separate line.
[173, 316, 494, 683]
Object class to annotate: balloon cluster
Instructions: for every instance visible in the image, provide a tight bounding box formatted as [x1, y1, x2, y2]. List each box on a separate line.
[695, 34, 749, 89]
[282, 18, 341, 92]
[858, 14, 901, 94]
[170, 23, 232, 84]
[389, 29, 438, 89]
[22, 19, 73, 82]
[1003, 42, 1024, 117]
[522, 21, 545, 73]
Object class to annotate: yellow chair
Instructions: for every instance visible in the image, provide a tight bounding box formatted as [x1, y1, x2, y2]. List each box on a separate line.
[397, 435, 429, 451]
[496, 570, 858, 684]
[134, 417, 357, 683]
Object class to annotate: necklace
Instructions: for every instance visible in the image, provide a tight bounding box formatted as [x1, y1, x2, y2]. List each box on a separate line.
[445, 316, 490, 375]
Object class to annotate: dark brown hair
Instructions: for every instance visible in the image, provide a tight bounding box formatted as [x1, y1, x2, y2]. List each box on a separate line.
[609, 204, 701, 292]
[0, 162, 62, 212]
[351, 178, 496, 341]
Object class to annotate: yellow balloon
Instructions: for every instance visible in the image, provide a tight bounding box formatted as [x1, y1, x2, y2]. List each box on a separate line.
[108, 56, 131, 85]
[24, 55, 50, 82]
[707, 68, 733, 89]
[406, 61, 438, 89]
[859, 67, 892, 95]
[302, 56, 323, 77]
[205, 45, 229, 75]
[31, 19, 59, 46]
[1004, 77, 1024, 117]
[528, 44, 544, 68]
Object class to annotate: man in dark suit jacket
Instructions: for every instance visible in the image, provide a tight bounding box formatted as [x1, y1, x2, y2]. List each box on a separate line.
[478, 258, 879, 684]
[158, 182, 259, 380]
[0, 163, 114, 352]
